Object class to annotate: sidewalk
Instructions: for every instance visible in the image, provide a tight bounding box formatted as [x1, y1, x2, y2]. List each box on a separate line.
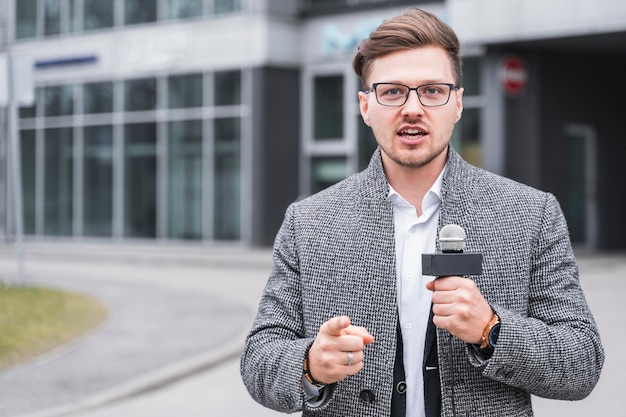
[0, 242, 624, 416]
[0, 241, 279, 417]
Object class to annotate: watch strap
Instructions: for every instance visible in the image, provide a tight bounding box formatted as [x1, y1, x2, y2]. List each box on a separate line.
[479, 313, 500, 349]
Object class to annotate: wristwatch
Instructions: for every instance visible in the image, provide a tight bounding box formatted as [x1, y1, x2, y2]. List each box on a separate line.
[477, 313, 500, 356]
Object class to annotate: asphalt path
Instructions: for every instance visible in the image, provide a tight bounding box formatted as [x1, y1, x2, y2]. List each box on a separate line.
[0, 243, 623, 417]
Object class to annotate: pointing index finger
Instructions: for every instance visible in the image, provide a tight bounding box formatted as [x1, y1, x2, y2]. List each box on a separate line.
[323, 315, 351, 337]
[344, 325, 375, 345]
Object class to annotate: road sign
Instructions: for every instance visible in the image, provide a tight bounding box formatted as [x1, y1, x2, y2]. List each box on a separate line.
[499, 54, 527, 97]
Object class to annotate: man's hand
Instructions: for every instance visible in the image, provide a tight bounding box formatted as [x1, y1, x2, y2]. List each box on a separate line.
[426, 276, 493, 344]
[307, 316, 375, 385]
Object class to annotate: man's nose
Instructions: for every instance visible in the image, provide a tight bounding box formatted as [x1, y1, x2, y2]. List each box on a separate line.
[401, 90, 425, 115]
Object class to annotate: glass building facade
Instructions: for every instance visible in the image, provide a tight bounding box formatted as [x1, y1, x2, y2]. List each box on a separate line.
[18, 70, 243, 241]
[15, 0, 242, 40]
[5, 0, 490, 247]
[4, 0, 626, 250]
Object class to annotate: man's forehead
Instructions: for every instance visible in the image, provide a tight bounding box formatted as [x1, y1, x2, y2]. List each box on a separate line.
[367, 47, 455, 84]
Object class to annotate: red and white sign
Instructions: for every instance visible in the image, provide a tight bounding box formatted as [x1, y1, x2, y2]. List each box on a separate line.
[499, 54, 528, 97]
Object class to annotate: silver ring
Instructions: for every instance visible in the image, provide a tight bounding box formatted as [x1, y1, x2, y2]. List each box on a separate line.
[347, 351, 354, 366]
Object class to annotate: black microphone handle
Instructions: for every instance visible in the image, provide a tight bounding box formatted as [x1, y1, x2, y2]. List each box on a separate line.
[422, 252, 483, 276]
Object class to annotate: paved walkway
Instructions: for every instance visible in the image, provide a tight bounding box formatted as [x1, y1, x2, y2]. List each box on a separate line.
[0, 242, 623, 416]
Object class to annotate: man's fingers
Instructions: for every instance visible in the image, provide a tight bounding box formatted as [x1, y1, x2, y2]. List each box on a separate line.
[310, 317, 374, 384]
[322, 315, 351, 336]
[343, 325, 375, 345]
[322, 316, 375, 345]
[427, 276, 464, 291]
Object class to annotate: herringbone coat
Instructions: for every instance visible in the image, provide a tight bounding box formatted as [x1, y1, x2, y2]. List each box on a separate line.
[241, 147, 604, 417]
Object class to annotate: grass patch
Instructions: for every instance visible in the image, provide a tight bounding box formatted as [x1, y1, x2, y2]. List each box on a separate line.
[0, 285, 108, 370]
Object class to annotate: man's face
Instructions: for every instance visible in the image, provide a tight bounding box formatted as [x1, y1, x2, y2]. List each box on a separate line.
[358, 46, 463, 172]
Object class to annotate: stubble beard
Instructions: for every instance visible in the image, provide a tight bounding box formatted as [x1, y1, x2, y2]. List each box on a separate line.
[381, 140, 448, 169]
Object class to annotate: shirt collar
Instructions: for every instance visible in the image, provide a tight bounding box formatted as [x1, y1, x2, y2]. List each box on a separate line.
[387, 168, 444, 211]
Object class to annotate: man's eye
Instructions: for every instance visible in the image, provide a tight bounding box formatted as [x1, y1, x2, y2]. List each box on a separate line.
[384, 88, 403, 96]
[423, 87, 443, 95]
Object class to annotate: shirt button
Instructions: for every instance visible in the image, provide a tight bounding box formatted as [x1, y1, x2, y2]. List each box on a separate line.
[405, 322, 412, 330]
[396, 381, 407, 394]
[359, 389, 376, 403]
[405, 272, 413, 279]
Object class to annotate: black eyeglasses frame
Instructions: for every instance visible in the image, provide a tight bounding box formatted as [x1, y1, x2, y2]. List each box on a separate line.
[365, 82, 460, 107]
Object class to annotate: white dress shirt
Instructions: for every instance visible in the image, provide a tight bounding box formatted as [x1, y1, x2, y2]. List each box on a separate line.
[303, 172, 443, 412]
[387, 171, 443, 417]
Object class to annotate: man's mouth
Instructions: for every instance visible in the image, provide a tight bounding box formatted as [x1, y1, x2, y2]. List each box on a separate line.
[398, 128, 427, 139]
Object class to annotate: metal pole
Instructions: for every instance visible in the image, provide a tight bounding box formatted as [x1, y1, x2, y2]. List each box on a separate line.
[8, 54, 25, 287]
[5, 0, 25, 286]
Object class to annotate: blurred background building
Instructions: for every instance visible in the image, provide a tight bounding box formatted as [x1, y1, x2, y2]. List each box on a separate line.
[0, 0, 624, 249]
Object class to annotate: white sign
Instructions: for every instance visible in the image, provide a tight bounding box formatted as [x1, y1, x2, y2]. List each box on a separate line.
[0, 54, 35, 107]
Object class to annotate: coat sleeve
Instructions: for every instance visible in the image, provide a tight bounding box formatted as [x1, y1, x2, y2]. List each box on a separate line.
[239, 204, 337, 413]
[473, 193, 605, 400]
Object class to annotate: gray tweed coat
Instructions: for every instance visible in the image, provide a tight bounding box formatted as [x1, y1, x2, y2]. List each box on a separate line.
[240, 146, 604, 417]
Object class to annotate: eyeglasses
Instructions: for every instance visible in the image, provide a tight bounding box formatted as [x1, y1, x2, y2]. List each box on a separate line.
[365, 82, 459, 107]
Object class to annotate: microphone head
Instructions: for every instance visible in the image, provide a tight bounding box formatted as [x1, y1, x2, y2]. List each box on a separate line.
[439, 224, 466, 252]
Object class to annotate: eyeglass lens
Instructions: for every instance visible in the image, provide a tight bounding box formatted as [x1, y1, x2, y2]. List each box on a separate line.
[374, 83, 453, 107]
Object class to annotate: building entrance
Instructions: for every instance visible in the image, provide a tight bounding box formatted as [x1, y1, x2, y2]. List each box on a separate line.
[564, 124, 598, 249]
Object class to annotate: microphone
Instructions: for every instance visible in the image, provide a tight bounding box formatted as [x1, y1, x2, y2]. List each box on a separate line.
[422, 224, 482, 276]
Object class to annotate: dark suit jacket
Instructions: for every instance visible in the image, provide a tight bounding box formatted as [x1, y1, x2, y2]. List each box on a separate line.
[241, 147, 604, 417]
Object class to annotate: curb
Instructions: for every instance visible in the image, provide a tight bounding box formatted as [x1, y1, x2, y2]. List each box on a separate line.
[14, 329, 248, 417]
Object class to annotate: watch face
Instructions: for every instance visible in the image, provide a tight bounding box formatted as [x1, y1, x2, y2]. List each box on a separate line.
[489, 322, 501, 347]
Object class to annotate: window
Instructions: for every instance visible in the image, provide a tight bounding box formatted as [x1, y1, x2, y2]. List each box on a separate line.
[69, 0, 77, 32]
[125, 0, 157, 25]
[168, 0, 203, 19]
[84, 81, 114, 114]
[19, 100, 37, 119]
[213, 117, 241, 240]
[214, 0, 242, 14]
[124, 78, 157, 112]
[214, 70, 241, 105]
[15, 0, 246, 39]
[462, 57, 481, 96]
[18, 69, 244, 243]
[310, 157, 348, 194]
[84, 0, 114, 30]
[314, 75, 343, 140]
[21, 130, 37, 235]
[124, 123, 157, 238]
[168, 74, 203, 109]
[301, 0, 418, 14]
[358, 116, 377, 171]
[212, 71, 242, 240]
[44, 85, 74, 117]
[16, 0, 37, 39]
[168, 120, 203, 239]
[44, 0, 62, 36]
[44, 127, 74, 235]
[452, 107, 481, 167]
[452, 56, 483, 167]
[83, 125, 114, 236]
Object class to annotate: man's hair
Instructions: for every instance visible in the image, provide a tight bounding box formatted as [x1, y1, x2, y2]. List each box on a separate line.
[352, 8, 462, 89]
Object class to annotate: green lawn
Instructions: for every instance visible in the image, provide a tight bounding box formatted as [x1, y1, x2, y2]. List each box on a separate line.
[0, 285, 108, 370]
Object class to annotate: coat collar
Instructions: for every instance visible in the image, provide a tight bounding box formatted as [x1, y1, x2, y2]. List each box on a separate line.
[359, 145, 473, 204]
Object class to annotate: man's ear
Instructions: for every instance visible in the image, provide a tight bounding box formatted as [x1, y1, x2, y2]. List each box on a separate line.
[358, 91, 371, 126]
[454, 87, 464, 123]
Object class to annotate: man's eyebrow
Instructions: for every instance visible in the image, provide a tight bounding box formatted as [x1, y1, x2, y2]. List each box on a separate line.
[374, 79, 451, 85]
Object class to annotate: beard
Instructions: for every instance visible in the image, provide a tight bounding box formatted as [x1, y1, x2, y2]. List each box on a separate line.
[379, 139, 449, 169]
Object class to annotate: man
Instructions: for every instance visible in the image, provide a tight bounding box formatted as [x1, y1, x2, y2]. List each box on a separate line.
[240, 8, 604, 417]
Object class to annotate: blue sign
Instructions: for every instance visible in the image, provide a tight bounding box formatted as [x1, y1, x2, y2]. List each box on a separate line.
[322, 19, 382, 56]
[35, 55, 98, 70]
